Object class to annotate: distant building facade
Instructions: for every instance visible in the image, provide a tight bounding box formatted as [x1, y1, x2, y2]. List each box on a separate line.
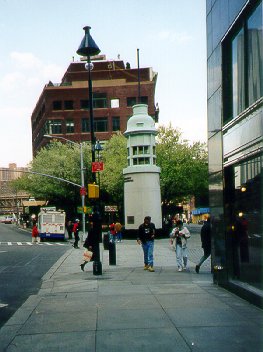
[0, 164, 29, 215]
[31, 55, 159, 155]
[207, 0, 262, 306]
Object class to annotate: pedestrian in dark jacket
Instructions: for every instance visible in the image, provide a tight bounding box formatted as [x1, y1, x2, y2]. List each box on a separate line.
[80, 222, 96, 271]
[195, 216, 211, 273]
[66, 220, 73, 240]
[137, 216, 156, 272]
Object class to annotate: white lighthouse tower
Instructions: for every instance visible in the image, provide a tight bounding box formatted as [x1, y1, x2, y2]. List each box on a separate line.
[123, 104, 162, 230]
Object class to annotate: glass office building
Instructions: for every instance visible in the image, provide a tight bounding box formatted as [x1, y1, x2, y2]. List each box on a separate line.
[207, 0, 262, 306]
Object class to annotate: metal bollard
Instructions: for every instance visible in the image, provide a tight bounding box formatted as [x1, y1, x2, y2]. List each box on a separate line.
[103, 232, 110, 250]
[108, 241, 116, 265]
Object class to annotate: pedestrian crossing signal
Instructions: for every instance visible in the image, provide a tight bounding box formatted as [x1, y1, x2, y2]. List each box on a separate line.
[88, 183, 99, 198]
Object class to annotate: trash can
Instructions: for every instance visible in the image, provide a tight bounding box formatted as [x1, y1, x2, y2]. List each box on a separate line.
[109, 241, 116, 265]
[103, 232, 110, 250]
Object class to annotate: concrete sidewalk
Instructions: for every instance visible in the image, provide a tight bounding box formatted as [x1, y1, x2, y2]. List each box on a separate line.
[0, 237, 262, 351]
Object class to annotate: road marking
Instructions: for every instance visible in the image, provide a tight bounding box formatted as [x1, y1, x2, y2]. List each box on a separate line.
[0, 251, 7, 253]
[0, 242, 67, 246]
[0, 303, 8, 308]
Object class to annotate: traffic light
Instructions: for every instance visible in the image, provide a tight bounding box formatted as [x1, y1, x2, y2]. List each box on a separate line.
[88, 183, 99, 198]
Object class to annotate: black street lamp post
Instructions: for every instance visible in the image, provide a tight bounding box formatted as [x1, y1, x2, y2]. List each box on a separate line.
[95, 140, 103, 187]
[77, 26, 102, 275]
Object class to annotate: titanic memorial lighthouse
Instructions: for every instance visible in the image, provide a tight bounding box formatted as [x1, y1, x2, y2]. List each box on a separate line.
[123, 104, 162, 231]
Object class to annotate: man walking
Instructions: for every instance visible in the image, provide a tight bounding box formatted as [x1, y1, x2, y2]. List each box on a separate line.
[137, 216, 156, 272]
[195, 216, 211, 273]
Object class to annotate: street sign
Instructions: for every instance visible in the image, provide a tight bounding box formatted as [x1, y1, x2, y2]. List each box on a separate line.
[77, 206, 83, 214]
[77, 206, 93, 214]
[80, 187, 87, 196]
[92, 161, 104, 172]
[104, 205, 118, 212]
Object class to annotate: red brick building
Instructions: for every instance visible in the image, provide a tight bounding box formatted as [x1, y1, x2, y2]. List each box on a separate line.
[31, 55, 158, 155]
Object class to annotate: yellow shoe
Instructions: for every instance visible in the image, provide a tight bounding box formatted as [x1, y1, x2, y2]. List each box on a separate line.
[144, 264, 149, 270]
[148, 266, 155, 272]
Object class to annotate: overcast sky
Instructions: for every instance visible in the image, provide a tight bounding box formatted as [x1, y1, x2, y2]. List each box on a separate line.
[0, 0, 206, 168]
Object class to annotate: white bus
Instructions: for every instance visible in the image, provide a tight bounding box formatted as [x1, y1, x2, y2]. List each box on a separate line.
[38, 208, 66, 240]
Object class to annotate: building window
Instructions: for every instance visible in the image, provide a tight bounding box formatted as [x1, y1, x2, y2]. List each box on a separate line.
[224, 153, 262, 289]
[127, 216, 134, 224]
[64, 100, 74, 110]
[140, 96, 148, 104]
[45, 120, 62, 134]
[132, 157, 150, 165]
[223, 1, 263, 122]
[82, 118, 89, 132]
[112, 117, 120, 131]
[111, 98, 120, 108]
[66, 120, 74, 133]
[231, 27, 245, 118]
[93, 93, 107, 108]
[127, 97, 137, 107]
[80, 100, 90, 109]
[94, 118, 108, 132]
[247, 2, 263, 106]
[132, 146, 150, 155]
[53, 101, 62, 110]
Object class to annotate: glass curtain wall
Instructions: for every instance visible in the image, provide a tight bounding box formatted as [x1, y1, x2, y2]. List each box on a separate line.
[247, 2, 263, 105]
[225, 1, 263, 121]
[224, 154, 263, 290]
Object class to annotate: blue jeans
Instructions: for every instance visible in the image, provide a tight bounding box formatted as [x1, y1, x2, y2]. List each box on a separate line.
[142, 241, 154, 266]
[176, 244, 188, 268]
[116, 232, 122, 241]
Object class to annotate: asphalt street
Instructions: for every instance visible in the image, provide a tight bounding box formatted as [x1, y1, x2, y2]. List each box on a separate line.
[0, 224, 69, 328]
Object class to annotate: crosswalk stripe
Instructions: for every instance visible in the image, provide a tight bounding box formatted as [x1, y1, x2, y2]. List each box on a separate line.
[0, 242, 67, 246]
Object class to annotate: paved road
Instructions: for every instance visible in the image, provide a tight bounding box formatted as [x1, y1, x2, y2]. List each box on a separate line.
[0, 224, 69, 328]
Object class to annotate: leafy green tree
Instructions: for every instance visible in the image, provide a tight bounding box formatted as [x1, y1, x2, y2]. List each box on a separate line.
[156, 124, 208, 214]
[100, 132, 127, 212]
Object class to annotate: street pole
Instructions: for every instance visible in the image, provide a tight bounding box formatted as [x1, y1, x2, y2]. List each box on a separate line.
[77, 25, 102, 275]
[80, 142, 86, 239]
[87, 55, 96, 181]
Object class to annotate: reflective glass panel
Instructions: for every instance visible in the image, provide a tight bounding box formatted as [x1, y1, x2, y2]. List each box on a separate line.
[247, 2, 263, 105]
[232, 28, 245, 117]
